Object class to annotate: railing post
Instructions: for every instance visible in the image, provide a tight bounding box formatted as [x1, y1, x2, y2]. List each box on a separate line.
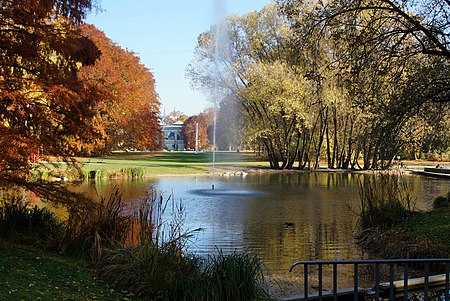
[424, 263, 429, 301]
[333, 263, 338, 301]
[318, 263, 323, 301]
[389, 263, 395, 301]
[403, 263, 409, 301]
[304, 263, 308, 300]
[445, 262, 449, 301]
[354, 263, 359, 301]
[375, 262, 380, 301]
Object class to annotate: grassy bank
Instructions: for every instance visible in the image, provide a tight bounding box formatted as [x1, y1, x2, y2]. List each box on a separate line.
[34, 152, 449, 181]
[0, 188, 272, 301]
[357, 174, 450, 258]
[397, 208, 450, 256]
[358, 208, 450, 259]
[0, 240, 137, 301]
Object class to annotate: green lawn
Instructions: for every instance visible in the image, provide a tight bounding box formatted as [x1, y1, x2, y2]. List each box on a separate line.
[398, 208, 450, 250]
[78, 151, 269, 177]
[0, 240, 138, 301]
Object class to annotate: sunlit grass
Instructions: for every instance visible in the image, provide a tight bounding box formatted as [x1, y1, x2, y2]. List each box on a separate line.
[78, 151, 269, 178]
[30, 151, 268, 181]
[82, 151, 266, 165]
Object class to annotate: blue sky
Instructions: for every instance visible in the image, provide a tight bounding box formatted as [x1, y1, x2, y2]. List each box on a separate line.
[86, 1, 273, 116]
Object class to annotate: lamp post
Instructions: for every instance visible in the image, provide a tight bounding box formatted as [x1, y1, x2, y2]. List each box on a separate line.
[195, 122, 199, 154]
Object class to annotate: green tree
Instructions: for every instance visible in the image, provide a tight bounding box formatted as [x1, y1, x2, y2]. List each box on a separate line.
[280, 0, 450, 168]
[188, 4, 314, 168]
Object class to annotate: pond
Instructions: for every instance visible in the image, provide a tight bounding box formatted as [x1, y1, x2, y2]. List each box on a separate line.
[74, 172, 449, 280]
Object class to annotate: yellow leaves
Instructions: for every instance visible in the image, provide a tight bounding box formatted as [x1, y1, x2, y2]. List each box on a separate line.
[243, 60, 310, 120]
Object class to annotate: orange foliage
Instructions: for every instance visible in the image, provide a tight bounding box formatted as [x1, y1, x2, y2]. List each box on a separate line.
[182, 110, 213, 150]
[79, 24, 161, 153]
[0, 1, 102, 180]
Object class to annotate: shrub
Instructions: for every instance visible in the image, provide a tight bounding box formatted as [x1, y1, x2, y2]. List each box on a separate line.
[433, 195, 449, 209]
[357, 172, 415, 230]
[29, 170, 51, 182]
[0, 195, 62, 248]
[426, 152, 441, 161]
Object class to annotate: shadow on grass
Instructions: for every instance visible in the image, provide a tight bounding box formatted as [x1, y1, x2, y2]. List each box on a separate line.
[148, 152, 211, 164]
[89, 152, 266, 168]
[147, 152, 263, 164]
[99, 152, 210, 164]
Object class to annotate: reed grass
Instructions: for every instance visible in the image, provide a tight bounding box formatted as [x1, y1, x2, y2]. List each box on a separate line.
[357, 172, 415, 230]
[355, 173, 450, 259]
[205, 249, 271, 301]
[1, 186, 272, 300]
[95, 190, 271, 300]
[96, 190, 206, 300]
[0, 193, 62, 249]
[85, 167, 144, 180]
[60, 187, 131, 260]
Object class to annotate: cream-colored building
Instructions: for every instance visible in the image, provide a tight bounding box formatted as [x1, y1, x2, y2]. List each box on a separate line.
[162, 121, 185, 151]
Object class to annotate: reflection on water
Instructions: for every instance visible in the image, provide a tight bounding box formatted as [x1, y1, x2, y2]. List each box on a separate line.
[71, 172, 449, 279]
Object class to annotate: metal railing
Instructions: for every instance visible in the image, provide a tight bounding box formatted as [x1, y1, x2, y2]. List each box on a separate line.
[289, 259, 450, 301]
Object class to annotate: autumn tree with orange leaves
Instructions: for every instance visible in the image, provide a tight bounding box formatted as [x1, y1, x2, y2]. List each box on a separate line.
[182, 109, 213, 150]
[0, 0, 102, 184]
[79, 24, 161, 154]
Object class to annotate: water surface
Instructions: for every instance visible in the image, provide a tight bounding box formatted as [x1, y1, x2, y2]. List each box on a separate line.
[76, 172, 449, 277]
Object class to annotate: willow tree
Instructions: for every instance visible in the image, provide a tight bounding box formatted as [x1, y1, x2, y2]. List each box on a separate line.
[188, 4, 322, 169]
[279, 0, 450, 168]
[242, 61, 314, 169]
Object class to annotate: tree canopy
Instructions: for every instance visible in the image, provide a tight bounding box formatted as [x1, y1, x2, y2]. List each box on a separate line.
[182, 109, 213, 151]
[0, 0, 161, 188]
[0, 0, 101, 182]
[188, 1, 449, 170]
[79, 24, 161, 153]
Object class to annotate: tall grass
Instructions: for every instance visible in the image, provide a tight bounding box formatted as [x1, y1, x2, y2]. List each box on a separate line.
[205, 249, 271, 301]
[86, 167, 144, 180]
[357, 172, 415, 230]
[356, 172, 423, 258]
[96, 190, 205, 299]
[0, 192, 62, 249]
[95, 190, 271, 300]
[60, 187, 131, 260]
[87, 169, 107, 180]
[123, 167, 144, 178]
